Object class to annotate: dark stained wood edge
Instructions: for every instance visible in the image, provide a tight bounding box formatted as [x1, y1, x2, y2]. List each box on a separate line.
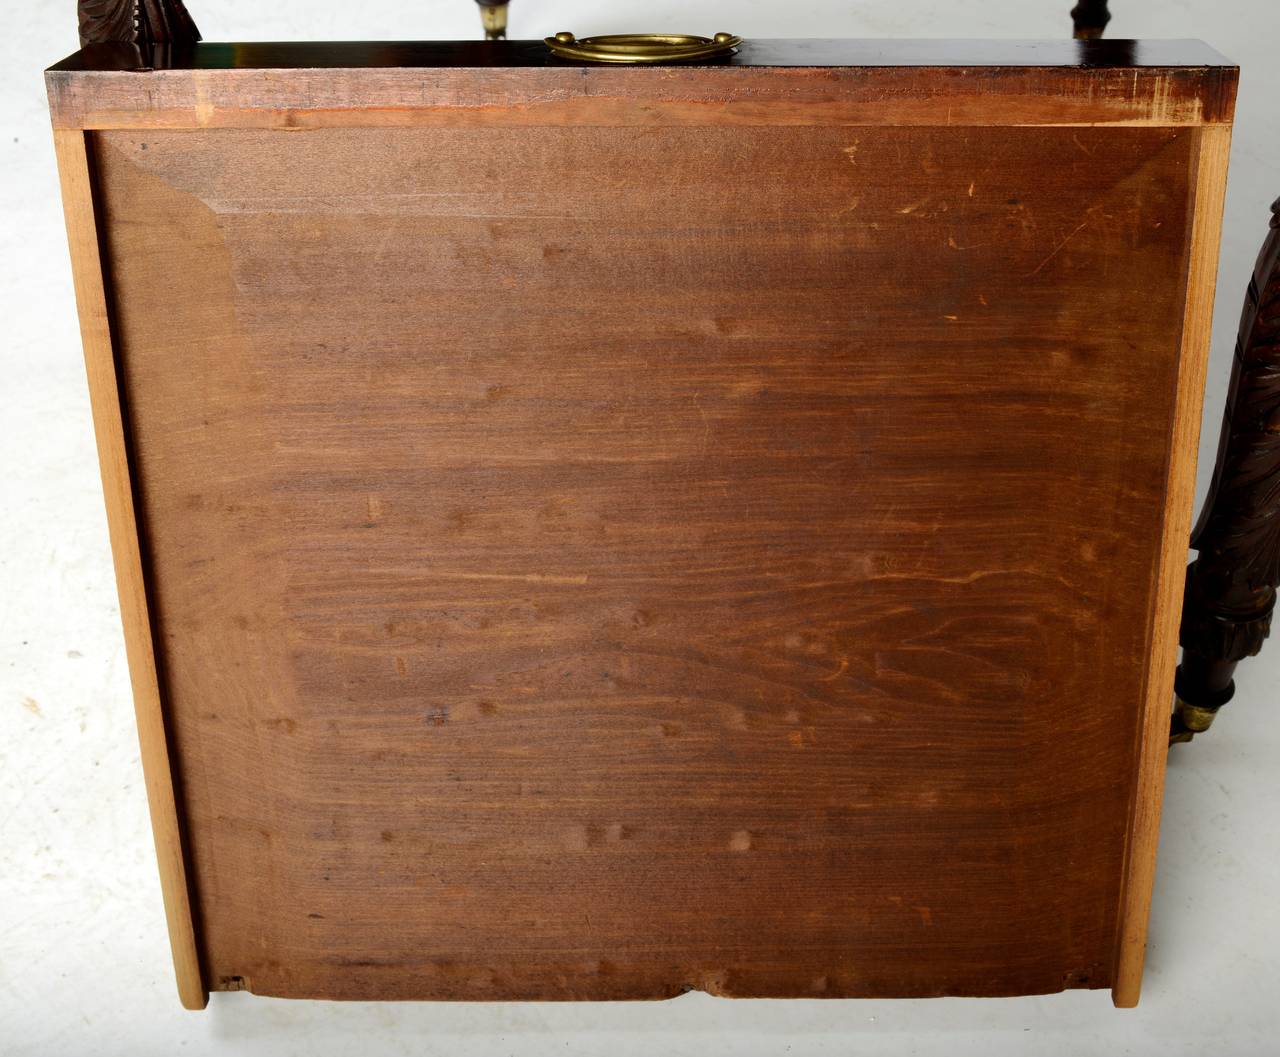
[48, 37, 1233, 73]
[1173, 198, 1280, 738]
[52, 126, 207, 1011]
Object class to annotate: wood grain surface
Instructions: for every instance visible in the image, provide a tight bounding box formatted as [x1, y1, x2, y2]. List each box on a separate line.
[84, 109, 1217, 1001]
[52, 129, 206, 1009]
[44, 40, 1237, 132]
[1111, 124, 1232, 1007]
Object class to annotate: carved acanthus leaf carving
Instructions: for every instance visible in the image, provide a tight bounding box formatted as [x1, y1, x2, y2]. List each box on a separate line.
[1177, 196, 1280, 734]
[1189, 200, 1280, 598]
[78, 0, 201, 49]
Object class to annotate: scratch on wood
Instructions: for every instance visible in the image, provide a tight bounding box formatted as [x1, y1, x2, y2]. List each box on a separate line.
[1027, 218, 1091, 277]
[428, 571, 589, 585]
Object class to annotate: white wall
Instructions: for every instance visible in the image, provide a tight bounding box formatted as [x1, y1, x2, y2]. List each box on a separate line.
[2, 3, 1277, 1055]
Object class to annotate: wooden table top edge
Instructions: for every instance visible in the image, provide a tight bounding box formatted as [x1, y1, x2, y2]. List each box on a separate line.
[46, 38, 1236, 73]
[44, 43, 1239, 132]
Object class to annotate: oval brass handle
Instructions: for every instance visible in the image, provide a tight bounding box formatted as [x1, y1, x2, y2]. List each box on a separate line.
[544, 32, 742, 64]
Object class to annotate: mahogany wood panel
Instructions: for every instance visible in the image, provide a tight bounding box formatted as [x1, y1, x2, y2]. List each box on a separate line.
[85, 110, 1216, 1002]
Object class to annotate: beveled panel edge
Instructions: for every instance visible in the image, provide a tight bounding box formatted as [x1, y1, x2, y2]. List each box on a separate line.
[1110, 123, 1234, 1009]
[51, 127, 208, 1011]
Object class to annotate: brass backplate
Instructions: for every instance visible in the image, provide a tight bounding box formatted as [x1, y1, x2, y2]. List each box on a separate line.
[544, 32, 742, 64]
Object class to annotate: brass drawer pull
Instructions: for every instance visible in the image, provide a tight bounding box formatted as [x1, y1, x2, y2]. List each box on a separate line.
[544, 32, 742, 64]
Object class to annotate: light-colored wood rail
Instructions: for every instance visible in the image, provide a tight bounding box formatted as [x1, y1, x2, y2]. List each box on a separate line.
[1111, 122, 1233, 1008]
[52, 127, 207, 1011]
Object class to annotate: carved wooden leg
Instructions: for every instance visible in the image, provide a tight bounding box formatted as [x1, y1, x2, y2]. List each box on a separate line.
[1071, 0, 1111, 39]
[476, 1, 509, 40]
[79, 1, 201, 48]
[1173, 199, 1280, 742]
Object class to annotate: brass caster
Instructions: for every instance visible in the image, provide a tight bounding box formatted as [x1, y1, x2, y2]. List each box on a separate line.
[1169, 698, 1220, 746]
[476, 1, 509, 40]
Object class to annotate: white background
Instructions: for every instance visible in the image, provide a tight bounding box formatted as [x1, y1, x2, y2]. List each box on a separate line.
[2, 2, 1277, 1054]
